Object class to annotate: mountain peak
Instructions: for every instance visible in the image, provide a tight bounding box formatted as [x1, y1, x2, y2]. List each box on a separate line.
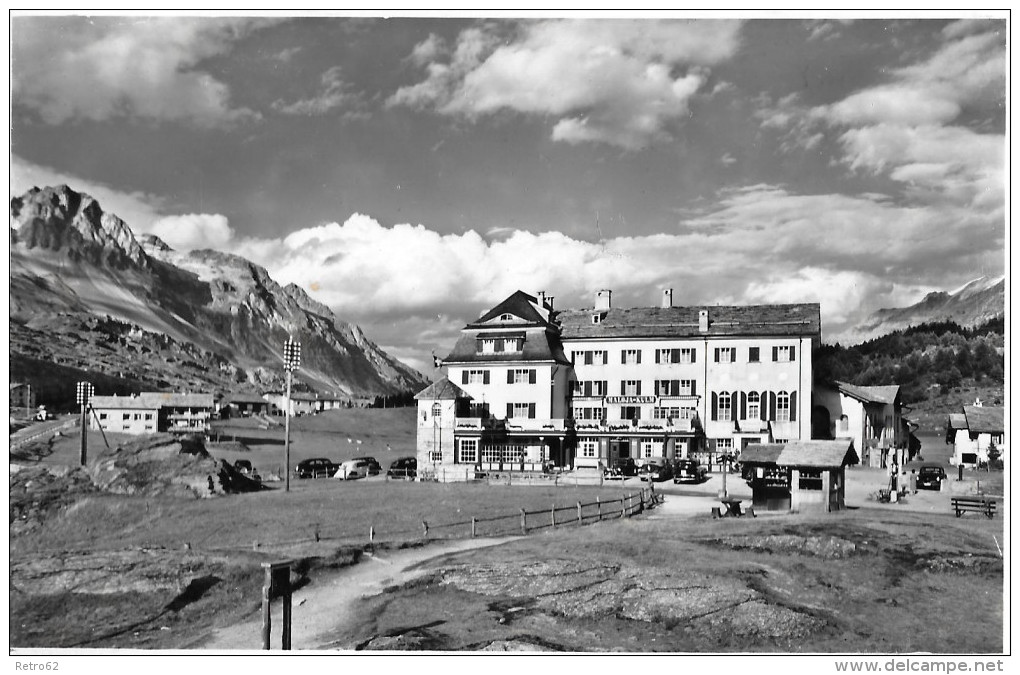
[11, 185, 150, 270]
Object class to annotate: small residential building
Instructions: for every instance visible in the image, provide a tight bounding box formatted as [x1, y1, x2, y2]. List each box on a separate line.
[90, 392, 215, 435]
[740, 439, 858, 512]
[10, 383, 36, 415]
[264, 391, 351, 415]
[414, 377, 472, 481]
[814, 382, 906, 468]
[219, 393, 272, 417]
[946, 403, 1005, 466]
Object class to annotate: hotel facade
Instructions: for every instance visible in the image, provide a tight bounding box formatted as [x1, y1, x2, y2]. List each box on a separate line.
[416, 289, 821, 480]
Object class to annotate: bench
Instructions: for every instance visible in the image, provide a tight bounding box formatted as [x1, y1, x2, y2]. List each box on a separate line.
[951, 497, 996, 518]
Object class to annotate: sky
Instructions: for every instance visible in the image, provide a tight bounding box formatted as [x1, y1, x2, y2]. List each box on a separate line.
[9, 12, 1007, 376]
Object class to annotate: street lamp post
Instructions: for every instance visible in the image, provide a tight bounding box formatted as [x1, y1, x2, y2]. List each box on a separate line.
[283, 338, 302, 493]
[75, 381, 94, 466]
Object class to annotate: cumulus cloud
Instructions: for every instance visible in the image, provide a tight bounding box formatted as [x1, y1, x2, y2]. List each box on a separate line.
[389, 19, 743, 150]
[11, 16, 270, 127]
[271, 66, 368, 118]
[149, 214, 235, 251]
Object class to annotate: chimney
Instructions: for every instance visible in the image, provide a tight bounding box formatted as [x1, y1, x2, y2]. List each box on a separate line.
[595, 289, 612, 311]
[546, 296, 554, 310]
[698, 309, 709, 333]
[662, 288, 673, 308]
[537, 291, 546, 307]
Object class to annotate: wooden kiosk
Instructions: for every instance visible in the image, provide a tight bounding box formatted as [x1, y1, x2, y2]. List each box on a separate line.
[740, 440, 858, 513]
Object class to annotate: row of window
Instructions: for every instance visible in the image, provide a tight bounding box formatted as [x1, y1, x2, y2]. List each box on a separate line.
[461, 369, 537, 385]
[711, 390, 798, 423]
[98, 412, 155, 421]
[455, 439, 528, 464]
[572, 379, 698, 397]
[477, 336, 524, 354]
[572, 406, 697, 422]
[570, 345, 797, 366]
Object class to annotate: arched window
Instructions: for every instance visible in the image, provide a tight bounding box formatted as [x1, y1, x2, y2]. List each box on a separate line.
[776, 391, 790, 422]
[717, 392, 732, 422]
[431, 403, 442, 419]
[747, 392, 760, 419]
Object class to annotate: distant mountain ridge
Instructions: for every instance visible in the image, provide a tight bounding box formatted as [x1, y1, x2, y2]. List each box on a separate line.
[10, 184, 428, 400]
[840, 276, 1004, 345]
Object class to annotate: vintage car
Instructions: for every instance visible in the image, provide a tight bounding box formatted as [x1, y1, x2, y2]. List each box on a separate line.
[916, 464, 947, 491]
[673, 459, 709, 484]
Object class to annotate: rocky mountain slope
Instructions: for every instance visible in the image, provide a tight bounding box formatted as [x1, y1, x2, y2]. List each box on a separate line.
[10, 185, 427, 405]
[839, 276, 1004, 345]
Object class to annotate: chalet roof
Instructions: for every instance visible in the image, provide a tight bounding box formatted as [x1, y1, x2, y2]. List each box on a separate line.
[742, 439, 857, 468]
[414, 377, 472, 401]
[963, 406, 1004, 434]
[444, 327, 572, 365]
[837, 382, 900, 405]
[469, 290, 552, 328]
[947, 413, 968, 430]
[557, 303, 820, 340]
[222, 393, 268, 404]
[91, 392, 215, 410]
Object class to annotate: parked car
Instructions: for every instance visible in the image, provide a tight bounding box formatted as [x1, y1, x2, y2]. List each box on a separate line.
[387, 457, 417, 478]
[916, 464, 947, 491]
[233, 459, 253, 475]
[639, 458, 673, 482]
[673, 459, 709, 484]
[605, 457, 638, 478]
[335, 459, 374, 480]
[350, 456, 382, 475]
[295, 457, 339, 479]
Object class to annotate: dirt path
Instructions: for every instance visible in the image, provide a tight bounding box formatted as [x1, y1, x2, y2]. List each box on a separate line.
[199, 537, 515, 650]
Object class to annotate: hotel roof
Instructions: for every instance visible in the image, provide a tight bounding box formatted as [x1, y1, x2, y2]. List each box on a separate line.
[557, 303, 821, 340]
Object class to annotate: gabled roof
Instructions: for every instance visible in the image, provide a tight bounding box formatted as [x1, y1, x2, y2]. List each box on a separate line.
[837, 382, 900, 405]
[91, 392, 215, 409]
[444, 327, 572, 365]
[947, 413, 968, 430]
[468, 290, 552, 328]
[557, 303, 820, 340]
[963, 406, 1004, 434]
[742, 439, 857, 468]
[222, 393, 269, 404]
[414, 377, 472, 401]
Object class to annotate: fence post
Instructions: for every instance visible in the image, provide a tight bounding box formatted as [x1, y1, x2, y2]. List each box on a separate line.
[639, 490, 645, 513]
[621, 494, 627, 519]
[551, 504, 557, 529]
[261, 565, 272, 650]
[577, 501, 582, 524]
[471, 517, 477, 538]
[422, 520, 429, 538]
[520, 508, 527, 534]
[596, 496, 602, 521]
[369, 525, 375, 544]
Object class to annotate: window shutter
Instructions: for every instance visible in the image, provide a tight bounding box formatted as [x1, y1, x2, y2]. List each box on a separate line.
[529, 370, 536, 384]
[740, 392, 747, 420]
[711, 393, 718, 421]
[760, 391, 767, 420]
[672, 349, 680, 363]
[528, 403, 536, 418]
[462, 371, 468, 385]
[672, 381, 680, 396]
[637, 351, 642, 364]
[769, 392, 777, 421]
[714, 348, 719, 363]
[507, 370, 514, 384]
[506, 403, 513, 418]
[636, 381, 642, 395]
[790, 391, 797, 421]
[483, 371, 490, 385]
[772, 346, 779, 362]
[495, 340, 504, 353]
[691, 381, 696, 396]
[790, 346, 796, 361]
[621, 381, 627, 395]
[691, 349, 696, 363]
[585, 352, 593, 365]
[622, 351, 627, 364]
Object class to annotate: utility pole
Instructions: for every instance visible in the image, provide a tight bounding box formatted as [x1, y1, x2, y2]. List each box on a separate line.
[76, 381, 94, 466]
[283, 337, 301, 493]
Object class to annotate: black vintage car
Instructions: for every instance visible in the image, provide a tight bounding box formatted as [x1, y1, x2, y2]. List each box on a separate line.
[387, 457, 417, 478]
[673, 459, 708, 484]
[295, 458, 339, 479]
[639, 458, 673, 482]
[916, 465, 947, 490]
[605, 457, 638, 478]
[351, 456, 382, 475]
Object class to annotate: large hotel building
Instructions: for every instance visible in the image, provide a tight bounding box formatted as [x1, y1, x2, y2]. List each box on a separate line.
[415, 289, 821, 479]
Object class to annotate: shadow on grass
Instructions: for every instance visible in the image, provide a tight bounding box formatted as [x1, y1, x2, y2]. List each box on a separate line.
[165, 575, 221, 612]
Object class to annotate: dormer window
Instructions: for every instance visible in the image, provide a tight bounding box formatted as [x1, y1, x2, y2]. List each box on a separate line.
[476, 334, 524, 354]
[591, 312, 607, 325]
[500, 313, 515, 321]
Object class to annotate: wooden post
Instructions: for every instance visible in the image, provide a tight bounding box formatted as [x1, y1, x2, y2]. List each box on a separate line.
[639, 490, 645, 513]
[282, 589, 292, 650]
[621, 494, 628, 519]
[577, 501, 582, 523]
[596, 496, 602, 521]
[369, 525, 375, 543]
[551, 504, 557, 529]
[520, 508, 527, 534]
[422, 520, 429, 538]
[471, 517, 477, 538]
[261, 565, 272, 650]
